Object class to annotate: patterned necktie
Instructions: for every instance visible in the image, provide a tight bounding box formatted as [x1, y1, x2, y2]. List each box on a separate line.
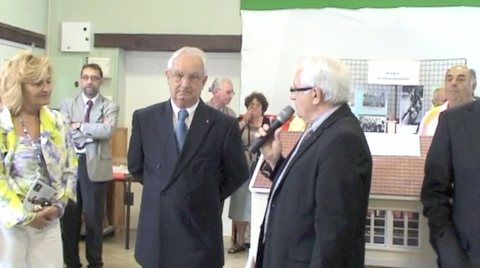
[176, 109, 188, 150]
[84, 100, 93, 122]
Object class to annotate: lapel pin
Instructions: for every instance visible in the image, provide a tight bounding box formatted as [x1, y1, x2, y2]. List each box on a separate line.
[206, 119, 209, 124]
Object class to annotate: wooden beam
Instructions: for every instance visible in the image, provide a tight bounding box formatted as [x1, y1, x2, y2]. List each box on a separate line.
[0, 22, 45, 48]
[94, 34, 242, 52]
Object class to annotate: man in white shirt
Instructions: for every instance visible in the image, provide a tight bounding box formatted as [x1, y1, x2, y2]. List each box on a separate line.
[60, 63, 119, 268]
[418, 66, 475, 136]
[206, 77, 237, 117]
[127, 47, 249, 268]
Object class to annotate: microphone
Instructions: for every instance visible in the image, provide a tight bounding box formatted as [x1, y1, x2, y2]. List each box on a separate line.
[248, 106, 295, 153]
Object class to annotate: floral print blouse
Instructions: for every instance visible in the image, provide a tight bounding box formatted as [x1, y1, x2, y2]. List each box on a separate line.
[0, 106, 77, 228]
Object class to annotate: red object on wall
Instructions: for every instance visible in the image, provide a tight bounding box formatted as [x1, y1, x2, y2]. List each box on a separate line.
[281, 118, 293, 130]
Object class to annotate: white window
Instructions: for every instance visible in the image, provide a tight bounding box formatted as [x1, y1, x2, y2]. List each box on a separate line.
[392, 210, 420, 248]
[365, 209, 387, 245]
[366, 209, 420, 249]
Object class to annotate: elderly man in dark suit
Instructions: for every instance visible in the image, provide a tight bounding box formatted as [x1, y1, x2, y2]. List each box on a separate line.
[254, 51, 372, 268]
[127, 46, 249, 268]
[421, 66, 480, 268]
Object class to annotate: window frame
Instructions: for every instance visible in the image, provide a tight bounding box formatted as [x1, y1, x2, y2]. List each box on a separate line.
[365, 208, 421, 251]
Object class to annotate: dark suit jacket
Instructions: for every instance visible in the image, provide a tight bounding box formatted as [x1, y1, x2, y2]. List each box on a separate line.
[421, 100, 480, 268]
[256, 104, 372, 268]
[127, 100, 249, 268]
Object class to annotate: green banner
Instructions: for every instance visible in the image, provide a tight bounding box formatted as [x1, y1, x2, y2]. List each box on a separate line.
[241, 0, 480, 10]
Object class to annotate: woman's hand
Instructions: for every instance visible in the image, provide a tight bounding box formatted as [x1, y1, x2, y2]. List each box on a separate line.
[44, 206, 61, 220]
[27, 209, 53, 229]
[242, 111, 253, 125]
[240, 110, 254, 129]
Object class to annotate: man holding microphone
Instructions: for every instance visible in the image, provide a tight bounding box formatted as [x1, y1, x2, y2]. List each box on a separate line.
[252, 51, 372, 268]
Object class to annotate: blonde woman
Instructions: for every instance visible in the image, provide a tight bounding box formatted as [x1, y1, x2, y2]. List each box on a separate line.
[0, 51, 77, 268]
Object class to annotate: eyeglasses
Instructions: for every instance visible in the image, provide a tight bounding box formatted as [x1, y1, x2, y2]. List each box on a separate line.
[81, 75, 101, 82]
[248, 103, 262, 109]
[225, 91, 235, 96]
[290, 86, 314, 92]
[171, 72, 204, 83]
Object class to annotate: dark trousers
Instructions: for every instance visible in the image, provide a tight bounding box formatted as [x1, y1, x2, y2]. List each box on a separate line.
[61, 154, 106, 268]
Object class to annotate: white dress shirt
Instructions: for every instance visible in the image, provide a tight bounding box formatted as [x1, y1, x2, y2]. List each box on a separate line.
[170, 99, 200, 130]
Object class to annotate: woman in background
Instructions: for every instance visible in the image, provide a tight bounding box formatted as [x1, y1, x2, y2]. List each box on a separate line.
[0, 51, 77, 268]
[228, 92, 270, 253]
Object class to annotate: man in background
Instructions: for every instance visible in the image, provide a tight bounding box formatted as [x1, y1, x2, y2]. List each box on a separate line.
[127, 46, 249, 268]
[418, 65, 475, 135]
[206, 78, 237, 216]
[471, 69, 480, 100]
[421, 86, 480, 267]
[431, 87, 447, 107]
[206, 77, 237, 117]
[254, 51, 372, 267]
[287, 114, 308, 131]
[60, 63, 119, 268]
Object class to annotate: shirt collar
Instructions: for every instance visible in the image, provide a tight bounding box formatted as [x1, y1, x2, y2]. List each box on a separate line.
[82, 93, 99, 105]
[170, 98, 200, 119]
[442, 101, 449, 111]
[308, 104, 342, 132]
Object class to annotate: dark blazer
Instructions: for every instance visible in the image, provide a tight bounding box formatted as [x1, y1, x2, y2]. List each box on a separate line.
[127, 100, 249, 268]
[256, 104, 372, 268]
[421, 100, 480, 268]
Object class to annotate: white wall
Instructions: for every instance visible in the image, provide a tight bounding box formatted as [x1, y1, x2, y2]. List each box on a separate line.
[58, 0, 241, 35]
[0, 39, 45, 68]
[0, 0, 48, 35]
[241, 7, 480, 113]
[0, 0, 48, 60]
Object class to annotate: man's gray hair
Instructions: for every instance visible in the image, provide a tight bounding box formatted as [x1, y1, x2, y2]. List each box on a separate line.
[210, 77, 233, 92]
[296, 51, 350, 105]
[167, 47, 208, 75]
[445, 65, 476, 88]
[470, 68, 477, 89]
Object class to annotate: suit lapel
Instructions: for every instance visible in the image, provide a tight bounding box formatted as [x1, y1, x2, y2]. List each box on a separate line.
[463, 101, 480, 167]
[74, 95, 85, 122]
[155, 102, 178, 190]
[89, 95, 104, 122]
[165, 101, 213, 189]
[156, 102, 179, 164]
[269, 104, 351, 198]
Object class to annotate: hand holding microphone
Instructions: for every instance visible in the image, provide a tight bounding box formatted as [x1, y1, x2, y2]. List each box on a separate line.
[242, 109, 253, 125]
[249, 106, 295, 168]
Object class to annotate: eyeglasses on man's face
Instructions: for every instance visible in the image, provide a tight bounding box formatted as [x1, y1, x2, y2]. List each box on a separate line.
[224, 90, 235, 97]
[171, 72, 204, 83]
[290, 86, 314, 93]
[81, 75, 101, 82]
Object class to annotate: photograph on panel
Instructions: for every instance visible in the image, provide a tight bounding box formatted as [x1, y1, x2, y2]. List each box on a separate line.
[348, 90, 356, 108]
[362, 90, 386, 108]
[358, 115, 386, 133]
[400, 85, 424, 126]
